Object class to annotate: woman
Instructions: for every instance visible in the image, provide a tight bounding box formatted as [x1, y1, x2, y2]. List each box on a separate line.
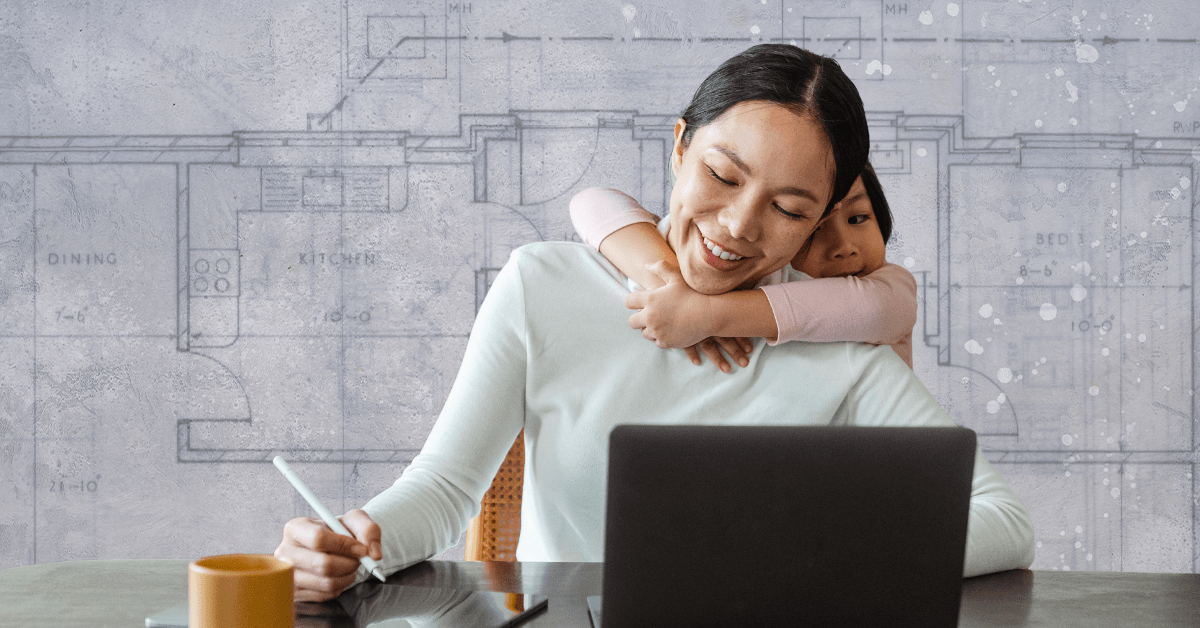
[276, 44, 1035, 602]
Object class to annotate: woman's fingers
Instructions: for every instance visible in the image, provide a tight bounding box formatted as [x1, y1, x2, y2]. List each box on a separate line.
[697, 339, 731, 373]
[684, 345, 702, 365]
[624, 290, 648, 311]
[340, 509, 383, 560]
[716, 337, 749, 368]
[276, 515, 373, 601]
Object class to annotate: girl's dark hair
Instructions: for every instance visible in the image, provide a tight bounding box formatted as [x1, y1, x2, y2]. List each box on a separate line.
[858, 162, 893, 243]
[680, 44, 870, 216]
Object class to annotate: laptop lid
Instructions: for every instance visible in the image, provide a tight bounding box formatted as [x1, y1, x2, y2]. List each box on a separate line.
[600, 425, 976, 628]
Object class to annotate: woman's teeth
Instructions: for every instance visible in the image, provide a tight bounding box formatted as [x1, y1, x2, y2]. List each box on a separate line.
[703, 237, 744, 261]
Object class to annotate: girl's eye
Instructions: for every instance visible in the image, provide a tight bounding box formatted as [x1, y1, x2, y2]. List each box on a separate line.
[848, 214, 871, 225]
[707, 167, 734, 185]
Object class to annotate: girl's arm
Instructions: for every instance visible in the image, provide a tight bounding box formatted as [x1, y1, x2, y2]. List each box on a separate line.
[572, 187, 757, 370]
[569, 188, 670, 289]
[759, 263, 918, 347]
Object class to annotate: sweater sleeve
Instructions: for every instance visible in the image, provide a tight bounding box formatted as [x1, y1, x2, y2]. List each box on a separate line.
[761, 263, 917, 348]
[568, 187, 659, 250]
[354, 250, 530, 582]
[835, 346, 1037, 577]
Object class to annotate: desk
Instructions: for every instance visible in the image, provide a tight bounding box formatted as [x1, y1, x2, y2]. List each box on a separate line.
[1, 559, 1197, 627]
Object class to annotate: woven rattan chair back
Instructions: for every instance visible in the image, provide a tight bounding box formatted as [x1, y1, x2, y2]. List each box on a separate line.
[464, 430, 524, 561]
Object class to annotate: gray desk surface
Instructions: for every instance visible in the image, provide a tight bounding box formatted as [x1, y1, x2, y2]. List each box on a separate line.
[1, 559, 1198, 627]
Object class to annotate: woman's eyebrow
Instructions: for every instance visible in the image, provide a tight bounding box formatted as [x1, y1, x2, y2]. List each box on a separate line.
[710, 144, 821, 204]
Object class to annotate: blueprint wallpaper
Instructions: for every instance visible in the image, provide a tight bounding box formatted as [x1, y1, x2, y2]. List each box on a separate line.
[0, 0, 1197, 573]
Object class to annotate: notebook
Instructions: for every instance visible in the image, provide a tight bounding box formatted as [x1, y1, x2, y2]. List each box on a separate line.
[592, 425, 977, 628]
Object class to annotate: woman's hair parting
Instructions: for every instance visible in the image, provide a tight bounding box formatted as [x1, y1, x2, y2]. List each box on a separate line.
[679, 44, 870, 215]
[858, 162, 893, 244]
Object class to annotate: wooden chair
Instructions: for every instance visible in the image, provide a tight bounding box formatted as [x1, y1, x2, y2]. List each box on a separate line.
[464, 430, 524, 562]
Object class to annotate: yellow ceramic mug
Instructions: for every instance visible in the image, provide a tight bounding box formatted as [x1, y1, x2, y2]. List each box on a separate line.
[188, 554, 294, 628]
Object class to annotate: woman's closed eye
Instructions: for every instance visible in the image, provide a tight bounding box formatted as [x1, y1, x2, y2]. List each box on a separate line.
[707, 165, 812, 221]
[707, 166, 735, 186]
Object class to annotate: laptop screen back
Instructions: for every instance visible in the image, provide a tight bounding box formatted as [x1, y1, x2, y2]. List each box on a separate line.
[600, 425, 976, 628]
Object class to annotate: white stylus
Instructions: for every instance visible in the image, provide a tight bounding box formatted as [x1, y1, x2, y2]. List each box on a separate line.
[272, 456, 387, 582]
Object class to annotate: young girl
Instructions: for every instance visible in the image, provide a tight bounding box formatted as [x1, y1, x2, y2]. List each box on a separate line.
[569, 162, 917, 370]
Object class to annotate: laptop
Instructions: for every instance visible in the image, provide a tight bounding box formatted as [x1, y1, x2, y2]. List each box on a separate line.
[591, 425, 977, 628]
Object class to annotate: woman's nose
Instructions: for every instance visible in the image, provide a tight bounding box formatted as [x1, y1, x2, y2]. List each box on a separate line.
[718, 197, 761, 241]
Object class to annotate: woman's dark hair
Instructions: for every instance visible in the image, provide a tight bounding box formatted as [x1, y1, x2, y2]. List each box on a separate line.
[858, 161, 893, 243]
[679, 44, 869, 216]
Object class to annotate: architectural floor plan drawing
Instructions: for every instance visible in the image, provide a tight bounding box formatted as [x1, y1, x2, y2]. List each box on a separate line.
[0, 0, 1197, 573]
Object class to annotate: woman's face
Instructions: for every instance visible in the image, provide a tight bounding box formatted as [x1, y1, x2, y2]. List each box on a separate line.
[667, 101, 835, 295]
[795, 176, 887, 279]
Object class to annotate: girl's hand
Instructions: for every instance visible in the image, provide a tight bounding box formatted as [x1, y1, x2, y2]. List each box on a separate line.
[625, 260, 717, 349]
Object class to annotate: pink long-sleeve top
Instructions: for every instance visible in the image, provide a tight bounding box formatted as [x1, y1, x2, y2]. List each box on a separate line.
[568, 187, 917, 367]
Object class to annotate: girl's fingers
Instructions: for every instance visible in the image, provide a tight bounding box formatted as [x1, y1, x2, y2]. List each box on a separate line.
[684, 345, 702, 365]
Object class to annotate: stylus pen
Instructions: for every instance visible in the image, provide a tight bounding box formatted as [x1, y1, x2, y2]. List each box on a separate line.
[272, 455, 387, 583]
[497, 597, 549, 628]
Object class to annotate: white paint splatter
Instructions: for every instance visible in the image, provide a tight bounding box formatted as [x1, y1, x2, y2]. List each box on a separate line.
[1057, 182, 1068, 193]
[1138, 333, 1146, 342]
[1101, 348, 1109, 356]
[1111, 487, 1120, 499]
[1071, 261, 1092, 275]
[964, 339, 985, 355]
[947, 3, 960, 17]
[1181, 177, 1191, 190]
[1035, 119, 1043, 128]
[994, 318, 1002, 325]
[916, 147, 928, 157]
[903, 257, 915, 268]
[997, 367, 1013, 383]
[1070, 284, 1087, 302]
[865, 60, 892, 76]
[1089, 385, 1099, 396]
[1054, 67, 1065, 77]
[750, 25, 761, 35]
[622, 4, 636, 22]
[1040, 303, 1058, 321]
[987, 400, 1000, 414]
[996, 393, 1006, 404]
[1176, 100, 1189, 113]
[919, 10, 934, 25]
[1065, 80, 1079, 103]
[1062, 434, 1073, 446]
[979, 303, 993, 318]
[1070, 118, 1078, 126]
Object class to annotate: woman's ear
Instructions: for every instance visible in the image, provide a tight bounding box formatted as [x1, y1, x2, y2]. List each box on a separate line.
[670, 118, 687, 177]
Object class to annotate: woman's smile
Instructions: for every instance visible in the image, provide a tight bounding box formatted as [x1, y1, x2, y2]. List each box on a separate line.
[702, 235, 746, 262]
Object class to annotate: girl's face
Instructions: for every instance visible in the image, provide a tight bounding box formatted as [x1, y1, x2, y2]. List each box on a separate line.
[795, 176, 887, 278]
[666, 101, 834, 295]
